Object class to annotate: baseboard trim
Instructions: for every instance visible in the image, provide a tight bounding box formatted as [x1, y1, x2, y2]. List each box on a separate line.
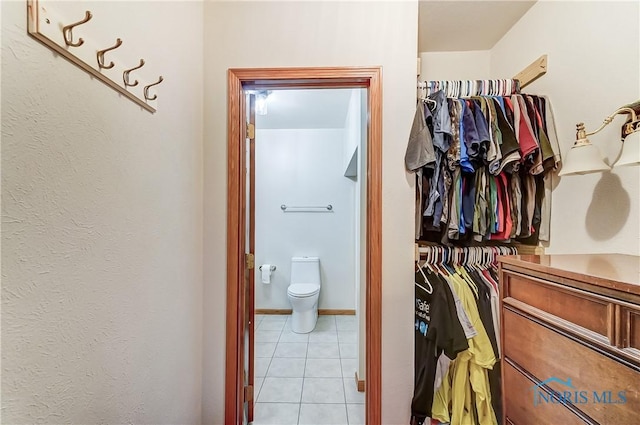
[255, 309, 292, 315]
[355, 371, 365, 392]
[256, 309, 356, 316]
[319, 309, 355, 315]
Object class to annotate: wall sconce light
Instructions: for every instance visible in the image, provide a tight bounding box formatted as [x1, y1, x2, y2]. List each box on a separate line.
[559, 103, 640, 176]
[255, 90, 271, 116]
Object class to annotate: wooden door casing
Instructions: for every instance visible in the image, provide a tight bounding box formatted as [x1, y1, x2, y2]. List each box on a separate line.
[245, 93, 256, 423]
[225, 67, 382, 425]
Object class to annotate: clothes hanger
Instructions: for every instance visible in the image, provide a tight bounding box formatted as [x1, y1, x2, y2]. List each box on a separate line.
[419, 84, 435, 107]
[434, 246, 449, 275]
[457, 248, 478, 288]
[430, 247, 443, 275]
[421, 96, 436, 108]
[464, 248, 474, 271]
[425, 246, 439, 273]
[471, 248, 479, 271]
[444, 247, 455, 275]
[424, 247, 435, 272]
[483, 247, 490, 270]
[415, 279, 433, 295]
[416, 262, 433, 294]
[459, 263, 479, 297]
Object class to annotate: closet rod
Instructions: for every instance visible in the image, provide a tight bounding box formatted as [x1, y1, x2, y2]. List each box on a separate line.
[414, 243, 545, 262]
[416, 79, 520, 97]
[415, 54, 548, 92]
[416, 245, 518, 267]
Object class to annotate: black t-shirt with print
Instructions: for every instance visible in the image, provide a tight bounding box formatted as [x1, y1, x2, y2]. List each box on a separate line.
[411, 269, 468, 424]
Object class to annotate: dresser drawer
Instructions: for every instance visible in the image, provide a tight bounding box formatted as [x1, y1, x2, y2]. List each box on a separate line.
[503, 308, 640, 425]
[502, 271, 613, 343]
[623, 307, 640, 355]
[503, 361, 585, 425]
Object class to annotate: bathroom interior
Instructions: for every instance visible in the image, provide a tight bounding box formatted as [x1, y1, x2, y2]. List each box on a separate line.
[249, 88, 367, 425]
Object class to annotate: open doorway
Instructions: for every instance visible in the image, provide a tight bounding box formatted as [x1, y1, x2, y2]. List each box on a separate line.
[250, 87, 367, 424]
[225, 67, 382, 425]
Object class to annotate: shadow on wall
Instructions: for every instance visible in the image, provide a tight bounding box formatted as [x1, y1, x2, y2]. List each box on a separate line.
[585, 173, 630, 241]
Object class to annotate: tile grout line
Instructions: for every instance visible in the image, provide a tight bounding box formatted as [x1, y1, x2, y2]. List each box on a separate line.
[258, 315, 355, 425]
[256, 316, 285, 404]
[339, 318, 349, 425]
[298, 315, 306, 425]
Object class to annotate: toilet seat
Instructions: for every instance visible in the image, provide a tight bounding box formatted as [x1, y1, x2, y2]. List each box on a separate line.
[287, 283, 320, 297]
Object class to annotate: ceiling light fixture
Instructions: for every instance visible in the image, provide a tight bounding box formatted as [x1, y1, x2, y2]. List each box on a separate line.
[559, 103, 640, 176]
[255, 90, 271, 116]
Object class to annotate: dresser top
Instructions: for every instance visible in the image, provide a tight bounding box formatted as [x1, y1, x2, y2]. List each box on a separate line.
[499, 254, 640, 295]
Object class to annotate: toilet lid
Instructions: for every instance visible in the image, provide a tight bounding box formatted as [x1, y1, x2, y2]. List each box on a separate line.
[288, 283, 320, 297]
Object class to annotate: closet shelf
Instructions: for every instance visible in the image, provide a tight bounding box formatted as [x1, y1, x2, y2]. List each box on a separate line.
[344, 147, 358, 177]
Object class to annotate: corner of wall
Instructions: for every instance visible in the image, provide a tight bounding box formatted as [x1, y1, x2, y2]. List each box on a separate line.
[489, 1, 640, 255]
[419, 50, 492, 81]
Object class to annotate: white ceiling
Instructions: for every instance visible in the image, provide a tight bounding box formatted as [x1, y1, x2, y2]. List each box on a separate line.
[418, 1, 536, 52]
[255, 89, 356, 129]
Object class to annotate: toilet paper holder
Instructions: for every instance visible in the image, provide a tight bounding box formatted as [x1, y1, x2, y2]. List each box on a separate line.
[259, 264, 276, 271]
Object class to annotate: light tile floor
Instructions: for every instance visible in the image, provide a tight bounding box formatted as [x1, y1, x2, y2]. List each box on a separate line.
[252, 314, 364, 425]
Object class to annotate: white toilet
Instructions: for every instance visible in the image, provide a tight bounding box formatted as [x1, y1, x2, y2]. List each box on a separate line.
[287, 256, 321, 333]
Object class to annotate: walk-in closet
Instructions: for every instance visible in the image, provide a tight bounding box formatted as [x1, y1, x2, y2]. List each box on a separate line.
[409, 2, 639, 424]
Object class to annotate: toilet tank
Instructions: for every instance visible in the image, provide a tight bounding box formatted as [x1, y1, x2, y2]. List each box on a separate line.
[290, 257, 321, 285]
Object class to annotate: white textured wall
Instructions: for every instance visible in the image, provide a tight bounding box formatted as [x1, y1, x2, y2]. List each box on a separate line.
[203, 2, 418, 424]
[254, 128, 356, 310]
[419, 50, 491, 80]
[491, 1, 640, 255]
[1, 1, 204, 424]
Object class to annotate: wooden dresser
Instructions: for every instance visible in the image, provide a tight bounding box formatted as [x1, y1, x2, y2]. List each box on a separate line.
[498, 254, 640, 425]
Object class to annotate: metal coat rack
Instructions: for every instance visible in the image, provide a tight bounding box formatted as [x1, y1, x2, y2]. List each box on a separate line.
[26, 0, 164, 113]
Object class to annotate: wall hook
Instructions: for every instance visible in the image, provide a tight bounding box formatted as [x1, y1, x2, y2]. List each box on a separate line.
[62, 11, 92, 47]
[96, 38, 123, 69]
[143, 76, 164, 101]
[123, 59, 145, 87]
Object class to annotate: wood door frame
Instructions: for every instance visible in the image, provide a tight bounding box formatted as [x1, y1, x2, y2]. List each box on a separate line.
[225, 66, 382, 425]
[246, 93, 256, 423]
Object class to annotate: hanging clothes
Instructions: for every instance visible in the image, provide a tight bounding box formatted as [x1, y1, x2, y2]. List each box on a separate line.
[411, 246, 516, 425]
[412, 265, 469, 425]
[431, 267, 497, 425]
[406, 83, 561, 245]
[406, 100, 437, 239]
